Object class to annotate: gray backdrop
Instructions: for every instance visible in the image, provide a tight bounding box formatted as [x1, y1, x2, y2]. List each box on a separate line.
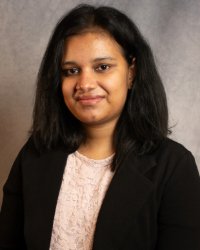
[0, 0, 200, 204]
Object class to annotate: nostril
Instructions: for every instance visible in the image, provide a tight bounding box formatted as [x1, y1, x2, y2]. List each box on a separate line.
[75, 84, 81, 90]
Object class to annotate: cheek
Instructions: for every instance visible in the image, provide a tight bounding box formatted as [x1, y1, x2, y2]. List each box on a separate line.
[62, 81, 73, 99]
[108, 74, 129, 95]
[112, 78, 129, 103]
[61, 84, 73, 109]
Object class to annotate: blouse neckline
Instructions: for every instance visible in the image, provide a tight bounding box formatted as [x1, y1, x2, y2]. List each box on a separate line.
[74, 150, 114, 167]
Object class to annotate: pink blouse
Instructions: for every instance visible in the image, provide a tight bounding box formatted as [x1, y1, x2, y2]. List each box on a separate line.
[50, 151, 114, 250]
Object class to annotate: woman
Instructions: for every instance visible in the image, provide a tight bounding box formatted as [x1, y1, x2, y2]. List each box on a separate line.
[0, 4, 200, 250]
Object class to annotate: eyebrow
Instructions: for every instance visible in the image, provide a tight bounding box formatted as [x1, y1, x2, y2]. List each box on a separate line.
[62, 57, 117, 66]
[93, 57, 117, 62]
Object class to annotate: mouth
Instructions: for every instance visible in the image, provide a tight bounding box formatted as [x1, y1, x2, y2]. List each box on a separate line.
[75, 95, 105, 105]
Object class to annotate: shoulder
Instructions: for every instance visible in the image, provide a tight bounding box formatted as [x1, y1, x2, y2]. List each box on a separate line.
[5, 136, 68, 188]
[148, 138, 199, 186]
[152, 137, 195, 164]
[7, 137, 69, 181]
[157, 137, 190, 153]
[17, 136, 68, 161]
[129, 138, 199, 188]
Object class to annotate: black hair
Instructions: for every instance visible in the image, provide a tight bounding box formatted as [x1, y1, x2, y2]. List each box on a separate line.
[31, 4, 170, 171]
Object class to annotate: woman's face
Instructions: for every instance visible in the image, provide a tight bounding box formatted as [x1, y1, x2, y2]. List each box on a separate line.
[61, 30, 135, 128]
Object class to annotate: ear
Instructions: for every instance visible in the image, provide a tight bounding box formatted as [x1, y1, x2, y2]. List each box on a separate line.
[128, 57, 136, 89]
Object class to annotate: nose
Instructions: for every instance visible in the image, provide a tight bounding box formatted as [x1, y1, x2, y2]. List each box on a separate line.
[75, 69, 96, 91]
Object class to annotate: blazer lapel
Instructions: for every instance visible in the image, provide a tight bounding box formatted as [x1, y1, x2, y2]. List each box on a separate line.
[23, 145, 68, 249]
[92, 153, 156, 250]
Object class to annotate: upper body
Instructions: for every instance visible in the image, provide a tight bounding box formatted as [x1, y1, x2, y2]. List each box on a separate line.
[1, 4, 200, 250]
[0, 137, 200, 250]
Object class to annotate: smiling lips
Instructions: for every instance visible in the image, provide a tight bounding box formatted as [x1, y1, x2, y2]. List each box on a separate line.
[75, 95, 105, 105]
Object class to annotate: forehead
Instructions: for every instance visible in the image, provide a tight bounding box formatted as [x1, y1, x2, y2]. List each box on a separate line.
[63, 30, 124, 60]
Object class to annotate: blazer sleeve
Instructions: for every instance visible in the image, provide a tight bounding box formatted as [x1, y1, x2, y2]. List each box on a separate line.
[156, 151, 200, 250]
[0, 146, 27, 249]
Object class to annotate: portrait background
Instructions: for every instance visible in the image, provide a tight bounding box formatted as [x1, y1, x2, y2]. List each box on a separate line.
[0, 0, 200, 204]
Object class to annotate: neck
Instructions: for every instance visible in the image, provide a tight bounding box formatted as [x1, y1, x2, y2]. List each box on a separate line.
[78, 122, 116, 159]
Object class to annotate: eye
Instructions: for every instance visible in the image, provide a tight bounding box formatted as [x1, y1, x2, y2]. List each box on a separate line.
[62, 67, 80, 76]
[95, 64, 111, 72]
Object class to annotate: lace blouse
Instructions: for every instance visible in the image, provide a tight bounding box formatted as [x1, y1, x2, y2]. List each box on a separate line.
[49, 151, 114, 250]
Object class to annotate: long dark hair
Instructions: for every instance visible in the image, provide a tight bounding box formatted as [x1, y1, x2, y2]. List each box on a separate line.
[31, 4, 170, 170]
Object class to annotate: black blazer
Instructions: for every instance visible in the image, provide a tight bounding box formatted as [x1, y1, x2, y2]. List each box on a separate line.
[0, 138, 200, 250]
